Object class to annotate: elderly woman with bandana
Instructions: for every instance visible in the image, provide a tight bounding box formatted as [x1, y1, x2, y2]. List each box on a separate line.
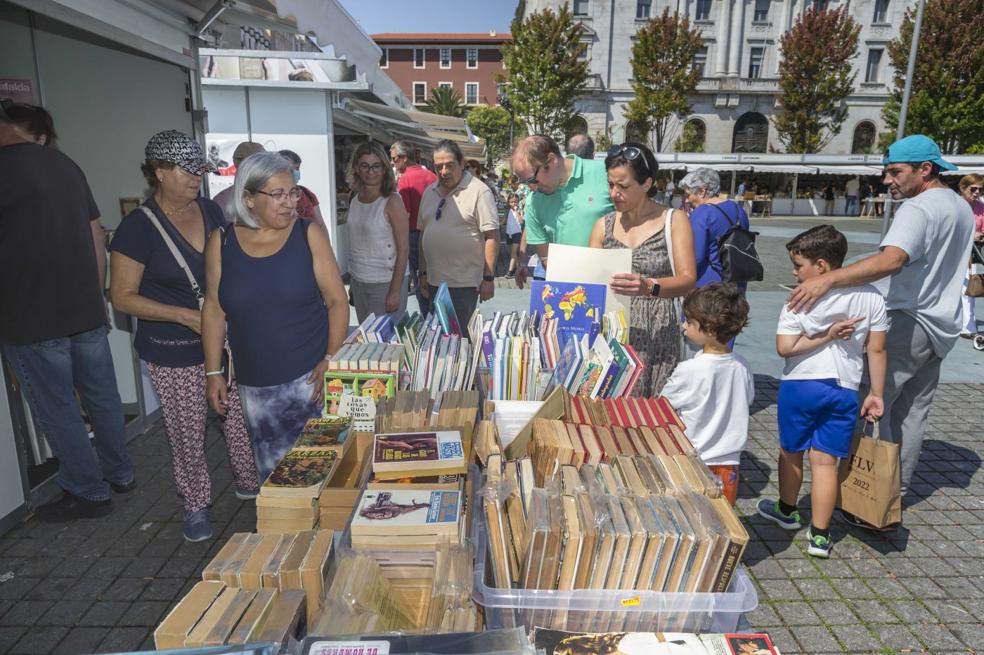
[110, 130, 259, 543]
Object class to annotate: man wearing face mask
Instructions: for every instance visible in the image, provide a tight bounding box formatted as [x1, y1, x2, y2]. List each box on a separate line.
[278, 149, 323, 223]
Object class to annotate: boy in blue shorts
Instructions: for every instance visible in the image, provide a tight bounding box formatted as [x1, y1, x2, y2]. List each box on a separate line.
[757, 225, 887, 558]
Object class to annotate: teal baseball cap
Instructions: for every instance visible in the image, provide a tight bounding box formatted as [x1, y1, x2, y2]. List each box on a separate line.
[883, 134, 957, 171]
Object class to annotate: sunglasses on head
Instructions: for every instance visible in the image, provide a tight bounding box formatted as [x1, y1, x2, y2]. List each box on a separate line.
[607, 144, 651, 175]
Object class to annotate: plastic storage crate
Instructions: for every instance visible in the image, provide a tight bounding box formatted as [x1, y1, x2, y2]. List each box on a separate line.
[471, 505, 757, 633]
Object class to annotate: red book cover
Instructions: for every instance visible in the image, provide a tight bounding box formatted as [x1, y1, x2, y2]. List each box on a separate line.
[615, 399, 633, 428]
[657, 397, 685, 428]
[647, 397, 669, 427]
[626, 398, 645, 427]
[634, 397, 658, 427]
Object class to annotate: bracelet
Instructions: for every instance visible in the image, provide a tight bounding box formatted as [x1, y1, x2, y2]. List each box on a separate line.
[205, 369, 225, 377]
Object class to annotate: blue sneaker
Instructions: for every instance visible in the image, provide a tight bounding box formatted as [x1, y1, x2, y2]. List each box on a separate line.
[756, 499, 803, 530]
[183, 509, 212, 542]
[807, 528, 832, 558]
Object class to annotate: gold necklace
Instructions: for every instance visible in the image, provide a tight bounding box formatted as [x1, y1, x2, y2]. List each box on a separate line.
[157, 195, 193, 217]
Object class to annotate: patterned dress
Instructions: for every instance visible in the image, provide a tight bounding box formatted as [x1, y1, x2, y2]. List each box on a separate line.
[602, 211, 680, 397]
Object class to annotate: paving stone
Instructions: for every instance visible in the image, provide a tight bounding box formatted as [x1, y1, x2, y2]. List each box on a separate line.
[760, 579, 803, 601]
[761, 627, 798, 653]
[24, 576, 74, 601]
[810, 600, 857, 625]
[100, 576, 151, 601]
[0, 600, 54, 626]
[792, 577, 836, 598]
[865, 577, 912, 599]
[138, 577, 186, 602]
[157, 556, 204, 579]
[872, 623, 922, 651]
[923, 599, 980, 624]
[845, 599, 897, 623]
[0, 627, 26, 654]
[79, 601, 130, 627]
[745, 603, 782, 628]
[916, 623, 972, 651]
[118, 600, 169, 627]
[747, 559, 787, 580]
[121, 556, 166, 578]
[63, 576, 113, 601]
[898, 576, 948, 599]
[771, 601, 819, 626]
[8, 625, 68, 655]
[889, 599, 940, 623]
[52, 627, 108, 655]
[912, 557, 960, 577]
[99, 626, 148, 652]
[830, 624, 880, 651]
[40, 600, 94, 626]
[777, 557, 819, 578]
[948, 623, 984, 649]
[786, 624, 842, 653]
[0, 576, 42, 600]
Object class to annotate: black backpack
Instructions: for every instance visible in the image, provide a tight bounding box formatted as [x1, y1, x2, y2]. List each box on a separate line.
[709, 203, 764, 283]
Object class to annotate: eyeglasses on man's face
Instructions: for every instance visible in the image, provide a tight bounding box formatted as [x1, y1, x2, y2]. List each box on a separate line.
[519, 165, 541, 186]
[254, 187, 301, 203]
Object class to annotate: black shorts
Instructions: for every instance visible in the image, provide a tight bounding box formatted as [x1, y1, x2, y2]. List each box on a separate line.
[506, 233, 522, 245]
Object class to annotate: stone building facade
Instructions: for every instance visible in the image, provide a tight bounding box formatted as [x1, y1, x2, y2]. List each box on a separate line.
[524, 0, 912, 154]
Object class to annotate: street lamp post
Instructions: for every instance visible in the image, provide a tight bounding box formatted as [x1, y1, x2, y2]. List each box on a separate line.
[881, 0, 927, 238]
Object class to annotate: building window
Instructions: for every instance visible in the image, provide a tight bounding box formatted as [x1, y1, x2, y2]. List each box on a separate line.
[379, 48, 388, 68]
[577, 43, 590, 62]
[695, 0, 712, 20]
[413, 82, 427, 104]
[637, 0, 652, 19]
[692, 46, 708, 77]
[852, 121, 877, 153]
[572, 0, 589, 16]
[414, 48, 425, 69]
[438, 81, 453, 90]
[733, 112, 769, 152]
[873, 0, 890, 22]
[465, 82, 479, 105]
[748, 46, 765, 79]
[811, 0, 829, 10]
[865, 48, 883, 83]
[466, 48, 478, 69]
[440, 47, 451, 69]
[753, 0, 770, 22]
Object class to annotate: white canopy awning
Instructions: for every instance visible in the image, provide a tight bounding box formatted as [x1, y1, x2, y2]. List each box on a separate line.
[749, 164, 818, 174]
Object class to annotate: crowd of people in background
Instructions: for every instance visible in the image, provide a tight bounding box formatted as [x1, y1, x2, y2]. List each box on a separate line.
[0, 96, 979, 554]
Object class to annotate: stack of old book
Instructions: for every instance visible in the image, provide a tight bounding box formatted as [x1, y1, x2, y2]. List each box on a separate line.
[256, 418, 350, 532]
[197, 529, 334, 627]
[483, 457, 747, 598]
[155, 529, 334, 650]
[349, 427, 469, 550]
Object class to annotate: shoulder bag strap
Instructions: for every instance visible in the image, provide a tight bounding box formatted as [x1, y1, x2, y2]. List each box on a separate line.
[139, 205, 204, 308]
[664, 207, 677, 277]
[708, 202, 738, 228]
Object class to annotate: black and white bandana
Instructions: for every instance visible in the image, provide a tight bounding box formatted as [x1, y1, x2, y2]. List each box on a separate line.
[145, 130, 215, 175]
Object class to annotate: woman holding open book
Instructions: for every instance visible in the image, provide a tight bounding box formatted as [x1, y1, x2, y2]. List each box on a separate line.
[588, 142, 696, 397]
[344, 142, 410, 323]
[203, 152, 349, 482]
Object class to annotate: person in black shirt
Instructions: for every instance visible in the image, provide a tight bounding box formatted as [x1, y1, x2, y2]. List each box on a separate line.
[0, 101, 134, 521]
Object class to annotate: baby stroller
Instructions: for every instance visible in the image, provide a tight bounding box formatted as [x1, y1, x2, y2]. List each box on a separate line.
[971, 242, 984, 351]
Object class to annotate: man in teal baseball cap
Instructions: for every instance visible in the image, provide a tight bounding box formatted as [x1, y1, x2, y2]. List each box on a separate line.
[786, 134, 974, 530]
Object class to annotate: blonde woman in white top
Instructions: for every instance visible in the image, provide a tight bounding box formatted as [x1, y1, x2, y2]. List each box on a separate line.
[345, 142, 410, 322]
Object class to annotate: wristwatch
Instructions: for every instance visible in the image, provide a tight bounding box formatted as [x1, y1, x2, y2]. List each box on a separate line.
[649, 279, 661, 297]
[483, 275, 495, 282]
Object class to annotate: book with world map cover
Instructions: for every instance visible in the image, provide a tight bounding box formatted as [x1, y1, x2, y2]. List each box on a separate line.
[529, 280, 606, 349]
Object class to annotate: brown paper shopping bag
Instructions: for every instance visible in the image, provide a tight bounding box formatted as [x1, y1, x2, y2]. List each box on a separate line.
[836, 423, 902, 528]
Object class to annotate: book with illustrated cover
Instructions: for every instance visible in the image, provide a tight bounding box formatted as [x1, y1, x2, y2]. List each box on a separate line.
[530, 628, 779, 655]
[261, 449, 340, 498]
[367, 472, 462, 490]
[433, 283, 462, 336]
[295, 417, 351, 453]
[350, 488, 462, 539]
[324, 370, 396, 417]
[371, 430, 466, 479]
[529, 280, 606, 349]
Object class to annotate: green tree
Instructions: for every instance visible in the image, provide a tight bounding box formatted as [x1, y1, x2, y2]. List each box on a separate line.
[625, 8, 704, 152]
[773, 6, 860, 153]
[674, 120, 705, 152]
[467, 104, 524, 166]
[423, 86, 466, 118]
[882, 0, 984, 153]
[501, 5, 589, 136]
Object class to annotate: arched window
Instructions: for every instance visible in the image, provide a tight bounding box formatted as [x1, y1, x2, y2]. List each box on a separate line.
[852, 121, 877, 154]
[732, 112, 769, 153]
[677, 118, 706, 152]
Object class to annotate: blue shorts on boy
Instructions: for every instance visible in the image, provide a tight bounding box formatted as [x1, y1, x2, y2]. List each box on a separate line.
[776, 285, 889, 457]
[778, 379, 859, 457]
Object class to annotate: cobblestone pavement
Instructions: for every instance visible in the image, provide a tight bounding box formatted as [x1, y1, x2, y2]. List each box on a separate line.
[0, 381, 980, 654]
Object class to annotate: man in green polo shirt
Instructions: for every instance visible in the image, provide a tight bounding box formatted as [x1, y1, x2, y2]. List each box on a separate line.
[510, 135, 614, 287]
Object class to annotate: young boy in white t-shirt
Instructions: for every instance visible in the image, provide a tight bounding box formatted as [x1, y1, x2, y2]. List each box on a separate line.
[757, 225, 888, 558]
[661, 283, 754, 505]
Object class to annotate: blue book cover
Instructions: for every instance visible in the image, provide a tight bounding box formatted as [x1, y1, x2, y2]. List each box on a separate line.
[530, 280, 606, 349]
[433, 283, 462, 336]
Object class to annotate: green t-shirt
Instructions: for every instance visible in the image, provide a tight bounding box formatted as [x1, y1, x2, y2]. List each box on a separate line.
[524, 155, 614, 247]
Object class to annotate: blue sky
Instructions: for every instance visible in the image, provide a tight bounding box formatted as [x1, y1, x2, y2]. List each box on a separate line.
[338, 0, 516, 35]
